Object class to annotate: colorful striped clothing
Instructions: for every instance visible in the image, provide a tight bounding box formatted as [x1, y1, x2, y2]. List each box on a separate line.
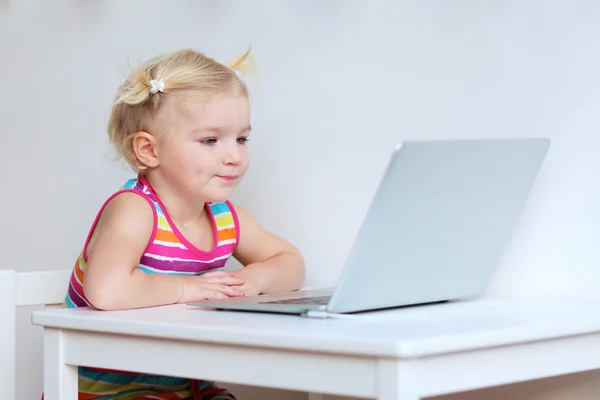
[60, 176, 239, 400]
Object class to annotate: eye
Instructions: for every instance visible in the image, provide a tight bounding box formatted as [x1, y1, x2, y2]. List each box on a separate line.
[237, 136, 249, 144]
[199, 138, 217, 145]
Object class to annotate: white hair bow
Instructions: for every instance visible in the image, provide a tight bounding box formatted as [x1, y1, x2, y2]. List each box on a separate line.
[149, 79, 165, 94]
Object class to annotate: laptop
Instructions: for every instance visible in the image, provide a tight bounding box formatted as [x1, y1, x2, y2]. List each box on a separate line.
[188, 138, 551, 316]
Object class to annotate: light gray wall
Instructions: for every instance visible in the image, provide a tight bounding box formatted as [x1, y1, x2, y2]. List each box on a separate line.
[2, 1, 599, 399]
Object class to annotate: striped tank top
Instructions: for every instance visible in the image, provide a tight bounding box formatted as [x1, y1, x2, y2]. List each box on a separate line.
[64, 175, 239, 308]
[61, 176, 240, 399]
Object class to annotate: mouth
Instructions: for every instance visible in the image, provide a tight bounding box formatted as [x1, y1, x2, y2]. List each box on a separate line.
[216, 175, 238, 182]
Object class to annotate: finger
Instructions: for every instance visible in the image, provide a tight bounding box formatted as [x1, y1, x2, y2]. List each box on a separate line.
[204, 290, 229, 300]
[216, 284, 246, 297]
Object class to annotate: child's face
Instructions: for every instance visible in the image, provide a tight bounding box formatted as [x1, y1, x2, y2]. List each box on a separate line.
[155, 90, 251, 203]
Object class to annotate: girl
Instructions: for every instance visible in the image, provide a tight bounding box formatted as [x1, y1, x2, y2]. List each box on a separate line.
[58, 47, 305, 399]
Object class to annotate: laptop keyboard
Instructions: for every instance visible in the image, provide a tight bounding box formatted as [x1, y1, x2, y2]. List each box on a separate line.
[259, 295, 331, 305]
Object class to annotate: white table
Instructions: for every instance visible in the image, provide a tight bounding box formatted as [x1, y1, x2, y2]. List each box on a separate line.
[32, 296, 600, 400]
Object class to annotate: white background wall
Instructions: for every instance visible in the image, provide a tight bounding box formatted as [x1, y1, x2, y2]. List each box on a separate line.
[2, 1, 600, 399]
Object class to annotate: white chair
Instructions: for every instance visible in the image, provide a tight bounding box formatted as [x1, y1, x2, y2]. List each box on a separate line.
[0, 269, 72, 400]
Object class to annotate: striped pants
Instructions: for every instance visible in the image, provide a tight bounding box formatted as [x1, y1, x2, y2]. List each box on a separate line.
[42, 370, 237, 399]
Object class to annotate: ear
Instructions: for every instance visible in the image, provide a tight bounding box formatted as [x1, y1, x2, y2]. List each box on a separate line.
[132, 131, 160, 169]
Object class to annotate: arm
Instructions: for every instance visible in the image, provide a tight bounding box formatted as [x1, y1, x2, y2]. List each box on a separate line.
[83, 192, 184, 310]
[232, 203, 306, 295]
[83, 193, 245, 310]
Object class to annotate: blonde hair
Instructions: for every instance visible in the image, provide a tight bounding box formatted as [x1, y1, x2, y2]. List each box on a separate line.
[108, 46, 256, 173]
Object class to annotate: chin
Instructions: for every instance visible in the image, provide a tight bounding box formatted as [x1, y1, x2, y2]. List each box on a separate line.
[204, 191, 235, 204]
[206, 196, 230, 204]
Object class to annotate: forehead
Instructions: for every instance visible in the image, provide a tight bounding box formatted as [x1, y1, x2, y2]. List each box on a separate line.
[160, 90, 250, 133]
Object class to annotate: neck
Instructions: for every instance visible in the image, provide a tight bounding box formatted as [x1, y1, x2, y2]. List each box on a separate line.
[141, 172, 206, 227]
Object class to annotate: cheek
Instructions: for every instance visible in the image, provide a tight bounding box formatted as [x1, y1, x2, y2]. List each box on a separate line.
[240, 147, 250, 167]
[176, 144, 206, 167]
[161, 140, 192, 167]
[189, 151, 218, 175]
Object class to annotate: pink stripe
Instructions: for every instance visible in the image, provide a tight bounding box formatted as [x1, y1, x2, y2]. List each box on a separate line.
[146, 241, 235, 261]
[214, 242, 237, 256]
[139, 255, 228, 273]
[226, 200, 240, 253]
[70, 275, 86, 300]
[71, 272, 84, 293]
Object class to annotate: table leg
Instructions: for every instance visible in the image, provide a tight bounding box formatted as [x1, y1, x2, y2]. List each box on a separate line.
[376, 360, 420, 400]
[43, 328, 78, 400]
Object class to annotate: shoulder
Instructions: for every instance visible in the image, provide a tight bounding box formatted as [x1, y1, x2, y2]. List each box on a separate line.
[101, 191, 155, 227]
[86, 189, 156, 257]
[105, 176, 157, 224]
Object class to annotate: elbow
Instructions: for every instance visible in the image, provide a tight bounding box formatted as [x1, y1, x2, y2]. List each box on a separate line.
[83, 282, 125, 311]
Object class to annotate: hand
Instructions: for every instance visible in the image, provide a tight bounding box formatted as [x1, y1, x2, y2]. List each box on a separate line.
[178, 271, 246, 303]
[231, 270, 263, 297]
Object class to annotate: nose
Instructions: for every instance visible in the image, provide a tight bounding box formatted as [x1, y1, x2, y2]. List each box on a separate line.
[222, 142, 242, 165]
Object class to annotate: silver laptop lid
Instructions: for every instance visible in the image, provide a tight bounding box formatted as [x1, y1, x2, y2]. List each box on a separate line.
[327, 138, 550, 313]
